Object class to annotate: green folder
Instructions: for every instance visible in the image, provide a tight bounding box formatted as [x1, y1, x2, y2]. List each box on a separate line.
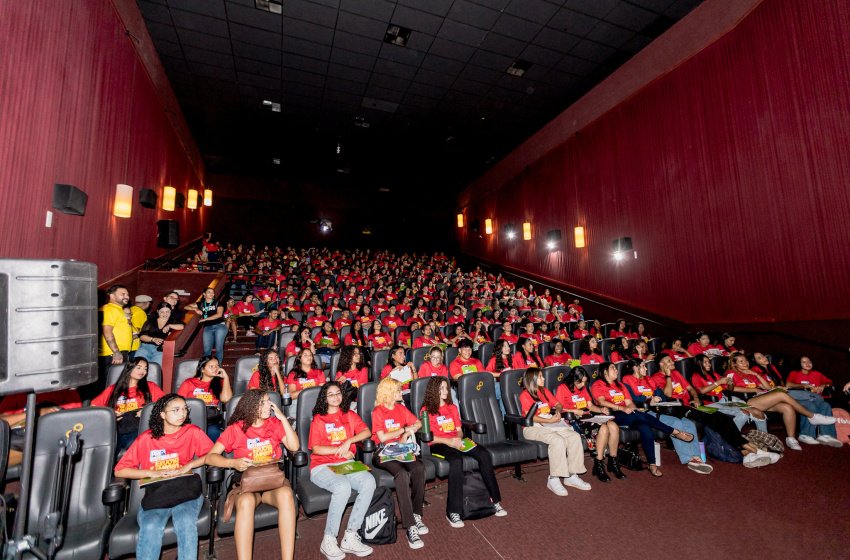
[329, 461, 371, 475]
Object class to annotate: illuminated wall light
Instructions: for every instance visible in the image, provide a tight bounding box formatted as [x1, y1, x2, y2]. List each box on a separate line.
[457, 214, 464, 228]
[574, 226, 586, 248]
[485, 219, 493, 234]
[203, 189, 213, 206]
[522, 222, 531, 240]
[113, 184, 133, 218]
[162, 186, 176, 211]
[187, 189, 198, 209]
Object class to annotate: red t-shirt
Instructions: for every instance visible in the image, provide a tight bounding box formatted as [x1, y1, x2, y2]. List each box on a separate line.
[590, 380, 627, 408]
[397, 331, 412, 347]
[622, 375, 657, 400]
[0, 389, 82, 415]
[581, 353, 602, 365]
[247, 370, 279, 391]
[519, 387, 558, 417]
[423, 403, 461, 444]
[115, 424, 213, 471]
[256, 318, 282, 332]
[382, 316, 403, 329]
[687, 342, 722, 356]
[555, 384, 592, 412]
[573, 329, 589, 339]
[446, 315, 465, 325]
[344, 333, 366, 346]
[499, 333, 519, 344]
[786, 370, 831, 387]
[544, 353, 571, 366]
[418, 362, 449, 378]
[729, 371, 759, 388]
[662, 349, 691, 360]
[286, 369, 326, 391]
[413, 336, 442, 349]
[306, 315, 329, 328]
[512, 352, 542, 369]
[314, 331, 341, 347]
[371, 404, 417, 443]
[92, 383, 165, 412]
[368, 332, 392, 350]
[308, 410, 368, 470]
[485, 356, 511, 373]
[651, 371, 692, 405]
[471, 331, 490, 344]
[519, 333, 542, 346]
[380, 365, 414, 390]
[178, 378, 221, 406]
[284, 340, 308, 356]
[232, 302, 255, 315]
[216, 417, 287, 462]
[338, 367, 368, 388]
[334, 318, 353, 331]
[359, 314, 377, 325]
[691, 371, 725, 400]
[449, 357, 484, 379]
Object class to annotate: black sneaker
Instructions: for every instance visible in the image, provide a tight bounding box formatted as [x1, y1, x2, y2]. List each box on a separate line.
[407, 526, 424, 549]
[446, 512, 465, 528]
[413, 513, 429, 534]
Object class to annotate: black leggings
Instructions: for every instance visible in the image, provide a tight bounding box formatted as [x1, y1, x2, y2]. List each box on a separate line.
[373, 456, 425, 528]
[612, 410, 673, 463]
[430, 443, 501, 516]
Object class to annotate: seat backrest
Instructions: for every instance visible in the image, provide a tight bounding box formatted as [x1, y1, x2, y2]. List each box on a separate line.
[499, 369, 527, 417]
[289, 311, 303, 325]
[173, 359, 199, 393]
[285, 354, 322, 374]
[601, 323, 616, 338]
[108, 362, 163, 389]
[339, 325, 351, 341]
[710, 355, 729, 376]
[767, 353, 789, 376]
[28, 408, 115, 530]
[234, 356, 261, 395]
[330, 352, 341, 379]
[278, 331, 296, 348]
[444, 346, 459, 367]
[565, 321, 577, 337]
[139, 397, 208, 435]
[675, 357, 695, 382]
[410, 347, 431, 371]
[583, 363, 602, 385]
[478, 342, 493, 367]
[599, 338, 616, 361]
[356, 382, 379, 431]
[646, 338, 663, 355]
[331, 310, 341, 323]
[225, 392, 282, 421]
[542, 366, 569, 395]
[645, 359, 659, 378]
[492, 326, 504, 341]
[370, 349, 389, 382]
[409, 378, 431, 417]
[457, 373, 505, 444]
[310, 326, 322, 339]
[614, 361, 629, 381]
[295, 387, 322, 475]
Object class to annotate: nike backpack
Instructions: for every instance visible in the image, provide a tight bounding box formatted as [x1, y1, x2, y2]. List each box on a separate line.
[358, 486, 397, 544]
[461, 471, 496, 520]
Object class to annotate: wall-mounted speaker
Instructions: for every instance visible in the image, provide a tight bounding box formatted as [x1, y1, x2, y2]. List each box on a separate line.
[613, 237, 633, 252]
[175, 193, 185, 208]
[52, 184, 87, 216]
[139, 188, 158, 209]
[156, 220, 179, 249]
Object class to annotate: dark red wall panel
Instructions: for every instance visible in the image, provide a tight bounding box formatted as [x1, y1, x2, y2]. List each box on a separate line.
[0, 0, 207, 283]
[456, 0, 850, 325]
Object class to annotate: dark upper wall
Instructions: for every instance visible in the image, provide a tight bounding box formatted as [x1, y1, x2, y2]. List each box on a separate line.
[0, 0, 207, 283]
[455, 0, 850, 325]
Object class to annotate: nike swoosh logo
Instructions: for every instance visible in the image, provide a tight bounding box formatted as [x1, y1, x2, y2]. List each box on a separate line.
[364, 520, 385, 540]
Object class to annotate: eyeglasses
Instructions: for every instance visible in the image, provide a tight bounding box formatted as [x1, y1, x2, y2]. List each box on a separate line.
[166, 407, 189, 414]
[326, 392, 343, 398]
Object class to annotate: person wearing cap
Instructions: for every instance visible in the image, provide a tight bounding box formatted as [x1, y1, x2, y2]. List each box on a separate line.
[128, 296, 151, 357]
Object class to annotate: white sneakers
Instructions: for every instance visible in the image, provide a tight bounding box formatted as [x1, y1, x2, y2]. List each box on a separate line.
[785, 437, 802, 451]
[493, 502, 507, 517]
[798, 435, 819, 445]
[562, 474, 592, 490]
[547, 476, 569, 496]
[816, 435, 844, 447]
[809, 413, 837, 426]
[321, 534, 345, 560]
[743, 451, 771, 468]
[340, 530, 373, 557]
[413, 513, 428, 535]
[446, 513, 465, 528]
[687, 458, 714, 474]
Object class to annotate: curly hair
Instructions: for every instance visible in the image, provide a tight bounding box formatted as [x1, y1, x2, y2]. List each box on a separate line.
[107, 357, 154, 410]
[580, 335, 599, 357]
[149, 394, 189, 439]
[375, 377, 402, 408]
[422, 376, 451, 415]
[312, 382, 351, 415]
[227, 389, 266, 433]
[256, 349, 280, 392]
[338, 345, 363, 374]
[493, 339, 510, 373]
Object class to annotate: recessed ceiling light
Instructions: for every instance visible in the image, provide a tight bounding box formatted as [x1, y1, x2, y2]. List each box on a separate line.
[255, 0, 281, 14]
[378, 188, 390, 192]
[507, 59, 532, 77]
[384, 25, 412, 47]
[262, 100, 281, 112]
[272, 158, 280, 165]
[354, 117, 370, 128]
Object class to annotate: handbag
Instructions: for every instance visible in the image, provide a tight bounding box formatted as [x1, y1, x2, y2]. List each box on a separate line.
[141, 473, 203, 510]
[222, 462, 288, 523]
[617, 446, 645, 471]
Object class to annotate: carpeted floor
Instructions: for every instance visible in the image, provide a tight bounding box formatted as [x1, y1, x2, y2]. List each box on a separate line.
[160, 442, 850, 560]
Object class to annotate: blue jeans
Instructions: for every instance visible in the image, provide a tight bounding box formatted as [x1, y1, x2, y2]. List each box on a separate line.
[202, 323, 227, 361]
[136, 493, 203, 560]
[255, 331, 278, 351]
[134, 343, 163, 366]
[708, 398, 768, 432]
[789, 389, 837, 438]
[494, 383, 506, 416]
[309, 462, 376, 537]
[613, 410, 673, 464]
[654, 413, 701, 464]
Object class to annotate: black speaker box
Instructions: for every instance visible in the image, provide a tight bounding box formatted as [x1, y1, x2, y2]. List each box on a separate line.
[156, 220, 180, 249]
[175, 193, 185, 208]
[613, 237, 633, 252]
[0, 259, 98, 395]
[139, 188, 158, 209]
[52, 184, 87, 216]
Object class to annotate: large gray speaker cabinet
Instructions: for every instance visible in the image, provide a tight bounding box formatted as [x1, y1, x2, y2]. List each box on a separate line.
[0, 259, 98, 395]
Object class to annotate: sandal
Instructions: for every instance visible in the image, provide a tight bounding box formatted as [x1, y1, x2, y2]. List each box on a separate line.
[672, 430, 694, 443]
[648, 464, 663, 477]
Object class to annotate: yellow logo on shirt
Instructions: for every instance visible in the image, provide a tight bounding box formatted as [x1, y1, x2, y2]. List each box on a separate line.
[116, 396, 139, 413]
[247, 438, 274, 461]
[192, 388, 214, 404]
[150, 449, 179, 470]
[326, 423, 347, 443]
[437, 415, 455, 433]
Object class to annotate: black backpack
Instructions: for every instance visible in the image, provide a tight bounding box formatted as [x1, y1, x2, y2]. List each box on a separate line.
[461, 472, 496, 520]
[704, 426, 744, 463]
[358, 486, 397, 545]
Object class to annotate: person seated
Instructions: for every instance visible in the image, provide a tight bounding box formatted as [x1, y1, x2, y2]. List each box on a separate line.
[513, 337, 543, 369]
[518, 321, 542, 347]
[248, 349, 287, 392]
[308, 383, 376, 559]
[469, 320, 491, 347]
[589, 319, 604, 340]
[572, 319, 589, 340]
[371, 378, 428, 548]
[498, 320, 519, 344]
[136, 303, 184, 365]
[279, 295, 301, 313]
[92, 357, 165, 456]
[335, 345, 369, 395]
[580, 335, 604, 364]
[206, 390, 299, 560]
[544, 339, 572, 366]
[381, 305, 404, 330]
[177, 356, 232, 440]
[254, 308, 285, 354]
[344, 320, 369, 347]
[630, 339, 655, 361]
[231, 294, 262, 334]
[591, 362, 692, 477]
[224, 297, 240, 343]
[286, 349, 327, 406]
[413, 323, 443, 349]
[720, 333, 739, 355]
[447, 324, 473, 347]
[449, 339, 485, 380]
[407, 308, 426, 330]
[519, 368, 590, 496]
[114, 394, 213, 560]
[446, 306, 465, 325]
[779, 355, 842, 447]
[725, 351, 836, 450]
[608, 337, 630, 362]
[690, 354, 768, 433]
[609, 319, 630, 339]
[635, 322, 650, 341]
[687, 332, 724, 357]
[284, 326, 315, 358]
[305, 305, 329, 329]
[662, 339, 692, 360]
[367, 319, 393, 350]
[380, 345, 418, 406]
[422, 376, 506, 527]
[314, 321, 341, 366]
[334, 309, 353, 332]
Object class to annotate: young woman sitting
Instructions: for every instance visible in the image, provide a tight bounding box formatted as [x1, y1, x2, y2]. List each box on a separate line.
[247, 349, 286, 392]
[544, 339, 572, 366]
[314, 321, 341, 367]
[177, 356, 232, 440]
[206, 390, 299, 560]
[556, 367, 624, 482]
[690, 354, 768, 433]
[590, 362, 691, 477]
[572, 319, 589, 340]
[286, 349, 326, 406]
[725, 352, 836, 451]
[136, 303, 184, 366]
[513, 337, 543, 369]
[580, 335, 603, 364]
[422, 376, 505, 527]
[608, 337, 630, 362]
[776, 355, 841, 447]
[92, 357, 165, 456]
[519, 368, 590, 496]
[114, 394, 213, 560]
[371, 378, 428, 549]
[284, 327, 315, 359]
[308, 382, 376, 560]
[335, 345, 369, 395]
[367, 319, 393, 351]
[380, 345, 418, 407]
[662, 339, 693, 360]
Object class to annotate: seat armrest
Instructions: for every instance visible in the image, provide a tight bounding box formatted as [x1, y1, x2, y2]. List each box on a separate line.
[562, 411, 576, 421]
[417, 430, 434, 443]
[358, 439, 376, 453]
[102, 483, 126, 505]
[504, 414, 533, 428]
[635, 402, 649, 410]
[280, 395, 293, 407]
[460, 419, 487, 434]
[291, 450, 308, 468]
[206, 466, 225, 484]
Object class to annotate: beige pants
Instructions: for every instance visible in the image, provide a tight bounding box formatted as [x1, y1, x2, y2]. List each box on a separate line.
[524, 424, 586, 478]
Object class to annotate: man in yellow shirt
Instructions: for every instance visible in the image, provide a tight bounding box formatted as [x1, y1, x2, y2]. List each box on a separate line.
[129, 295, 152, 353]
[98, 285, 132, 370]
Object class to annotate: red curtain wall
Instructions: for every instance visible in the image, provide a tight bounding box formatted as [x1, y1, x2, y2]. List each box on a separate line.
[456, 0, 850, 324]
[0, 0, 207, 283]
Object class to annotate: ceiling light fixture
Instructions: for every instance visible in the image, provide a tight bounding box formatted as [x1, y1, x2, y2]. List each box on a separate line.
[507, 59, 533, 77]
[384, 25, 412, 47]
[254, 0, 281, 14]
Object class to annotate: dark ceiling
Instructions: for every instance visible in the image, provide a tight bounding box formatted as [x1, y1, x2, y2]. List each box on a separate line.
[138, 0, 703, 193]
